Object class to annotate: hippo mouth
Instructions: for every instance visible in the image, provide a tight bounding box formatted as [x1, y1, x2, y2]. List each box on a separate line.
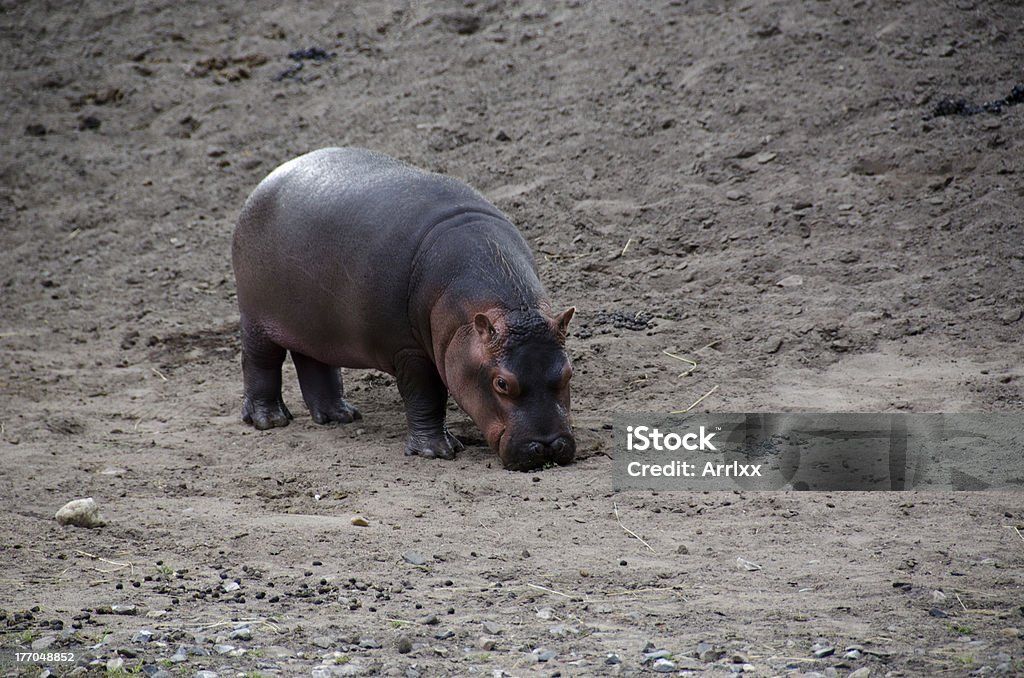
[499, 431, 576, 471]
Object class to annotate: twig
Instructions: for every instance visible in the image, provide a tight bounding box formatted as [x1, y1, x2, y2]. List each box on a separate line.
[613, 502, 655, 553]
[956, 593, 968, 612]
[151, 367, 168, 382]
[526, 582, 574, 599]
[671, 384, 719, 414]
[1007, 525, 1024, 545]
[620, 237, 634, 256]
[605, 586, 680, 597]
[662, 349, 697, 377]
[477, 519, 501, 538]
[74, 550, 134, 575]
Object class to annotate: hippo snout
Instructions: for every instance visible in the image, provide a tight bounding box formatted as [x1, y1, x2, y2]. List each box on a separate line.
[503, 433, 576, 471]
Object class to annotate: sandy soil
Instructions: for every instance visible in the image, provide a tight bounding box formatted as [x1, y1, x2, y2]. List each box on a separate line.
[2, 1, 1023, 676]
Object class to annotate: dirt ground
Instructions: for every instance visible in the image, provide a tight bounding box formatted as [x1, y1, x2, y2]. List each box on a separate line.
[2, 1, 1023, 676]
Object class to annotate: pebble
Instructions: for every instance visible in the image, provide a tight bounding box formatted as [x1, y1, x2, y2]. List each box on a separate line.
[644, 649, 673, 661]
[107, 658, 125, 672]
[532, 648, 557, 662]
[193, 672, 218, 678]
[652, 658, 677, 672]
[763, 336, 783, 354]
[848, 669, 871, 678]
[696, 641, 723, 662]
[312, 636, 334, 649]
[477, 636, 498, 651]
[776, 274, 804, 287]
[132, 629, 154, 643]
[229, 626, 251, 640]
[351, 515, 369, 527]
[143, 668, 173, 678]
[31, 636, 56, 651]
[726, 189, 746, 201]
[221, 581, 240, 593]
[434, 629, 454, 640]
[55, 497, 106, 528]
[213, 644, 235, 655]
[536, 607, 556, 620]
[605, 653, 622, 664]
[755, 151, 777, 164]
[263, 645, 294, 658]
[111, 604, 137, 615]
[482, 621, 502, 635]
[396, 635, 413, 654]
[359, 637, 382, 649]
[811, 643, 835, 658]
[402, 551, 428, 566]
[1000, 308, 1022, 324]
[549, 623, 577, 637]
[416, 613, 438, 625]
[169, 646, 188, 663]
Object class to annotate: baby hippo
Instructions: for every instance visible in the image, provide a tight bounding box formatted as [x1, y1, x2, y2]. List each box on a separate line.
[232, 147, 575, 471]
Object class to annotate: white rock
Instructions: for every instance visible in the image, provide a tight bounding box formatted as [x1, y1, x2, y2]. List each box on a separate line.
[55, 497, 106, 528]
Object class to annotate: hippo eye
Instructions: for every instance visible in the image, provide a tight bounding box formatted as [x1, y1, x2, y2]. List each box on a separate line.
[494, 376, 510, 394]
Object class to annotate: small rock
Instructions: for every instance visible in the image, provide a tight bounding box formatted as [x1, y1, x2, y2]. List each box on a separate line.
[644, 649, 673, 661]
[1000, 308, 1022, 324]
[549, 623, 577, 637]
[776, 274, 804, 288]
[213, 644, 235, 655]
[351, 515, 369, 527]
[359, 637, 382, 649]
[107, 658, 125, 672]
[25, 123, 47, 136]
[263, 645, 294, 658]
[652, 658, 677, 673]
[78, 115, 101, 131]
[193, 672, 218, 678]
[725, 189, 746, 201]
[849, 668, 871, 678]
[31, 636, 56, 651]
[416, 613, 438, 625]
[229, 626, 251, 640]
[402, 551, 428, 566]
[132, 629, 154, 643]
[111, 604, 137, 615]
[844, 649, 863, 660]
[221, 581, 240, 593]
[536, 607, 555, 620]
[482, 621, 502, 635]
[532, 648, 557, 662]
[696, 642, 724, 662]
[763, 336, 783, 354]
[928, 607, 947, 618]
[434, 629, 454, 640]
[312, 636, 334, 649]
[755, 151, 777, 164]
[55, 497, 106, 528]
[207, 146, 226, 158]
[811, 643, 835, 658]
[396, 635, 413, 654]
[605, 653, 622, 665]
[736, 556, 762, 571]
[495, 130, 511, 142]
[142, 667, 173, 678]
[477, 636, 498, 651]
[168, 646, 188, 663]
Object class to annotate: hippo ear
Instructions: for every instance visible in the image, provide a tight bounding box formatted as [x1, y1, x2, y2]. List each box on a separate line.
[474, 313, 497, 343]
[554, 306, 575, 340]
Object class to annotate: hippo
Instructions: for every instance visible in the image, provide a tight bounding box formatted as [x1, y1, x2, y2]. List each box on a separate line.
[231, 147, 576, 471]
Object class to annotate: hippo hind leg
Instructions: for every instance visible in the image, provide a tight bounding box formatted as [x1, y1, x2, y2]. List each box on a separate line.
[291, 352, 362, 424]
[240, 322, 293, 430]
[395, 351, 465, 460]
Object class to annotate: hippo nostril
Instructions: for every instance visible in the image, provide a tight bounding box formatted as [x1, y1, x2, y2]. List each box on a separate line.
[526, 441, 543, 457]
[550, 438, 566, 454]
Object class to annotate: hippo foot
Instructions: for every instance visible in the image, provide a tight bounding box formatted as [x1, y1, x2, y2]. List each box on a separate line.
[309, 400, 362, 425]
[242, 396, 294, 430]
[404, 429, 464, 460]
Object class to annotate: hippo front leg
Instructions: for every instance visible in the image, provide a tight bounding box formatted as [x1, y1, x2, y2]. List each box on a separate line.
[395, 351, 465, 460]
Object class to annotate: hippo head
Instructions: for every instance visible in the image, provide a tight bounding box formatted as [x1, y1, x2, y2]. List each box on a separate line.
[446, 306, 576, 471]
